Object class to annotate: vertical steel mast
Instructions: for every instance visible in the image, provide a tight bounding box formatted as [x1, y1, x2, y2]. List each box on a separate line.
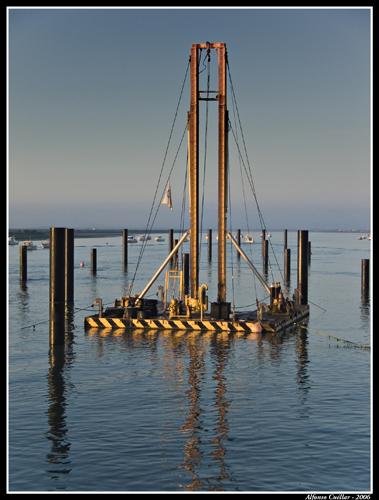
[189, 42, 228, 311]
[217, 43, 227, 303]
[189, 44, 199, 299]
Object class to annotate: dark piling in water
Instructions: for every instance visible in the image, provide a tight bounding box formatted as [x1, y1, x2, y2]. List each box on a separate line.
[284, 248, 291, 285]
[296, 230, 309, 305]
[91, 248, 97, 275]
[261, 229, 266, 257]
[19, 244, 27, 282]
[237, 229, 241, 259]
[65, 228, 74, 304]
[361, 259, 369, 299]
[122, 229, 128, 272]
[263, 239, 269, 273]
[208, 229, 212, 262]
[284, 229, 288, 251]
[49, 227, 66, 345]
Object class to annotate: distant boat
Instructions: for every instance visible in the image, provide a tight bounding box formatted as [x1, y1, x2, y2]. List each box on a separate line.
[8, 236, 18, 245]
[367, 234, 372, 240]
[40, 240, 50, 249]
[128, 236, 137, 243]
[154, 236, 165, 242]
[260, 232, 271, 238]
[137, 235, 151, 242]
[358, 235, 367, 240]
[243, 234, 254, 244]
[21, 240, 37, 250]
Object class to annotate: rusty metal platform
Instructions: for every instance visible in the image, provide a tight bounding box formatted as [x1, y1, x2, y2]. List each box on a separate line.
[84, 305, 309, 334]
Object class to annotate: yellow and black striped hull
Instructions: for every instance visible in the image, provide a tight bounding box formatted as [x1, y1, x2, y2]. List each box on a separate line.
[84, 315, 262, 333]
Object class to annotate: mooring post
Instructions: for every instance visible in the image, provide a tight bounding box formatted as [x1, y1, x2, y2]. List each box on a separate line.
[174, 238, 179, 269]
[91, 248, 97, 275]
[261, 229, 266, 258]
[208, 229, 212, 262]
[237, 229, 241, 259]
[296, 230, 309, 305]
[19, 244, 27, 282]
[169, 229, 174, 268]
[284, 248, 291, 284]
[284, 229, 288, 251]
[308, 241, 311, 265]
[263, 239, 269, 273]
[122, 229, 128, 272]
[50, 227, 66, 346]
[361, 258, 369, 299]
[64, 228, 74, 304]
[183, 252, 190, 296]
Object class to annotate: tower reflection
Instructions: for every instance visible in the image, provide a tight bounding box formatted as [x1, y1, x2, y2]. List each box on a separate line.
[208, 335, 232, 489]
[179, 333, 232, 491]
[46, 306, 75, 484]
[180, 333, 206, 490]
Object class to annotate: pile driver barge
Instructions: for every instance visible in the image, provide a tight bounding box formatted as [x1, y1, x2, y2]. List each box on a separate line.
[85, 42, 310, 334]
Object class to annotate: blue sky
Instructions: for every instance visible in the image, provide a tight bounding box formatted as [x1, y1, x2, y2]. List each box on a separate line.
[8, 8, 371, 230]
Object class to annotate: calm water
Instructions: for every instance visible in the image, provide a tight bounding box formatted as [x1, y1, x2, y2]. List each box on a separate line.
[8, 231, 371, 492]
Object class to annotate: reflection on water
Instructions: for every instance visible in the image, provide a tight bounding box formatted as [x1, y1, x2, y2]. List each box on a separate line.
[180, 334, 206, 490]
[17, 284, 30, 339]
[360, 297, 370, 331]
[295, 327, 310, 416]
[208, 336, 232, 490]
[46, 308, 75, 486]
[84, 327, 309, 491]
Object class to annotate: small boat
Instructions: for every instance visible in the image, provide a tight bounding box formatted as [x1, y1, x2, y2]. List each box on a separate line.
[367, 233, 371, 240]
[358, 235, 367, 240]
[8, 236, 18, 245]
[260, 232, 271, 238]
[21, 240, 37, 250]
[41, 240, 50, 249]
[243, 234, 254, 244]
[128, 236, 138, 243]
[154, 236, 165, 242]
[137, 235, 151, 242]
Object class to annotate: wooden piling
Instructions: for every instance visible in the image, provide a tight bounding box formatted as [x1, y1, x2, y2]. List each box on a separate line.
[64, 228, 74, 304]
[208, 229, 212, 262]
[91, 248, 97, 275]
[122, 229, 128, 272]
[183, 252, 190, 296]
[261, 229, 266, 257]
[263, 239, 269, 272]
[169, 229, 174, 268]
[284, 248, 291, 284]
[361, 259, 369, 298]
[50, 227, 66, 345]
[284, 229, 288, 251]
[296, 230, 309, 305]
[237, 229, 241, 259]
[19, 244, 27, 282]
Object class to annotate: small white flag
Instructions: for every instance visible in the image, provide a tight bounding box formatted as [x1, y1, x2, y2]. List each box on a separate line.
[161, 182, 173, 210]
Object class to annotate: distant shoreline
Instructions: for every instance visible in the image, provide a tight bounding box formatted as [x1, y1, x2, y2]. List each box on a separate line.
[8, 228, 370, 240]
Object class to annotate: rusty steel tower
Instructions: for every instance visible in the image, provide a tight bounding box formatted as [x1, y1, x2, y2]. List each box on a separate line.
[84, 42, 310, 334]
[188, 42, 229, 315]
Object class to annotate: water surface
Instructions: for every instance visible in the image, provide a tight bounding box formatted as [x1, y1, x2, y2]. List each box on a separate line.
[8, 231, 371, 491]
